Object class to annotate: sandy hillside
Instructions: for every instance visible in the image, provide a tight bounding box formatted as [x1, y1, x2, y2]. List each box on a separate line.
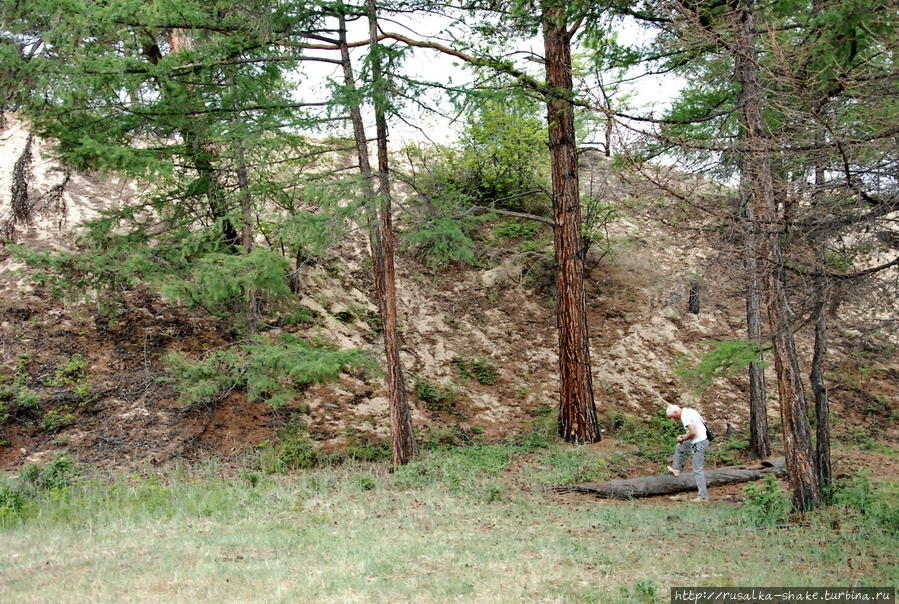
[1, 120, 896, 470]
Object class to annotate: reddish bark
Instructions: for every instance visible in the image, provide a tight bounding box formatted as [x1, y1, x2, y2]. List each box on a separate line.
[543, 1, 600, 444]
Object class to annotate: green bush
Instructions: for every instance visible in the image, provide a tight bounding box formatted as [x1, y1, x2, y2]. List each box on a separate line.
[343, 436, 391, 463]
[0, 478, 26, 522]
[165, 333, 374, 407]
[618, 579, 661, 604]
[675, 340, 769, 394]
[400, 187, 488, 269]
[17, 452, 80, 495]
[255, 422, 320, 474]
[40, 408, 75, 432]
[829, 471, 898, 533]
[742, 474, 790, 526]
[454, 98, 549, 212]
[452, 356, 499, 385]
[413, 379, 460, 413]
[605, 410, 681, 463]
[49, 354, 88, 386]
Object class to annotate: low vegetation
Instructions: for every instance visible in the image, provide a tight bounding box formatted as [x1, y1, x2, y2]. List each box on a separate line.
[0, 442, 895, 602]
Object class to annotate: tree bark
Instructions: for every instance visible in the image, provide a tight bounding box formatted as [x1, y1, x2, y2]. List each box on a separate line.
[338, 10, 415, 465]
[367, 0, 416, 465]
[733, 0, 822, 510]
[542, 0, 600, 444]
[688, 280, 701, 314]
[810, 155, 831, 487]
[810, 259, 831, 488]
[740, 177, 771, 459]
[165, 30, 239, 250]
[234, 133, 259, 336]
[555, 458, 786, 499]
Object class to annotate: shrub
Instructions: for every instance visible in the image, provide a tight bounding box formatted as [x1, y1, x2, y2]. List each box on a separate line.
[829, 471, 898, 533]
[452, 356, 499, 385]
[255, 423, 319, 474]
[165, 333, 375, 407]
[605, 410, 681, 463]
[675, 339, 769, 394]
[40, 407, 75, 432]
[49, 354, 88, 386]
[0, 479, 26, 522]
[19, 452, 80, 492]
[454, 98, 549, 212]
[354, 473, 377, 491]
[343, 436, 391, 463]
[400, 187, 488, 269]
[413, 379, 460, 413]
[742, 474, 790, 526]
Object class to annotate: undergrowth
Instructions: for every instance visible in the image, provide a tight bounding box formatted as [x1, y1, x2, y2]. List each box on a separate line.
[164, 333, 375, 407]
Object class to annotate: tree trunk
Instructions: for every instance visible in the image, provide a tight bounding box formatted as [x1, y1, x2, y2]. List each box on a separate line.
[740, 177, 771, 459]
[688, 280, 701, 314]
[166, 30, 239, 251]
[733, 0, 822, 511]
[338, 11, 415, 465]
[555, 458, 786, 499]
[810, 156, 831, 488]
[810, 261, 831, 489]
[234, 134, 259, 336]
[367, 0, 416, 465]
[542, 0, 600, 444]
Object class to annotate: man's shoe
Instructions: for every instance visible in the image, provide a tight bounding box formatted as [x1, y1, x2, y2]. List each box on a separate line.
[667, 465, 681, 477]
[690, 497, 709, 503]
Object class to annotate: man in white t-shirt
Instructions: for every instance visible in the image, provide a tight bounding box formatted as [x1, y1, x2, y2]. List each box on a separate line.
[665, 404, 709, 502]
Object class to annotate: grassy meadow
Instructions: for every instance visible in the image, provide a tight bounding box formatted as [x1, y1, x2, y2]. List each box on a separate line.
[1, 428, 897, 603]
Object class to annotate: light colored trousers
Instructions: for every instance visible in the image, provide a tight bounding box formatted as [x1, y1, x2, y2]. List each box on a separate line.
[672, 439, 709, 499]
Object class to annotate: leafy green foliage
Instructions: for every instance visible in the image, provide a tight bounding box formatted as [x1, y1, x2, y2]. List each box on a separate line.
[47, 354, 88, 387]
[603, 410, 682, 463]
[165, 334, 375, 408]
[413, 379, 460, 414]
[400, 186, 488, 269]
[455, 98, 549, 212]
[163, 248, 292, 319]
[18, 453, 80, 494]
[0, 386, 39, 424]
[829, 472, 898, 533]
[618, 579, 662, 604]
[742, 474, 790, 526]
[255, 422, 320, 474]
[40, 408, 76, 433]
[451, 356, 499, 385]
[675, 340, 769, 394]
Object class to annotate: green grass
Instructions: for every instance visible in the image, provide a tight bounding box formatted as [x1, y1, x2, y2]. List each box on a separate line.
[0, 446, 896, 603]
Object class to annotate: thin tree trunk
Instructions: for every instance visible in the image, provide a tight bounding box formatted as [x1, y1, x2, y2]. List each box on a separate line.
[367, 0, 415, 465]
[543, 0, 600, 443]
[338, 10, 415, 465]
[810, 254, 831, 488]
[810, 158, 831, 488]
[234, 134, 258, 336]
[688, 280, 701, 314]
[166, 30, 239, 251]
[740, 177, 771, 459]
[733, 0, 822, 510]
[809, 0, 832, 494]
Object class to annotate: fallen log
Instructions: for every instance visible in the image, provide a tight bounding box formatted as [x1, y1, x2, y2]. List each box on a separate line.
[553, 457, 786, 499]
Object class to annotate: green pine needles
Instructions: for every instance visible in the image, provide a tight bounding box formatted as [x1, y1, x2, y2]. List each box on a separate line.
[675, 339, 770, 394]
[164, 333, 376, 408]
